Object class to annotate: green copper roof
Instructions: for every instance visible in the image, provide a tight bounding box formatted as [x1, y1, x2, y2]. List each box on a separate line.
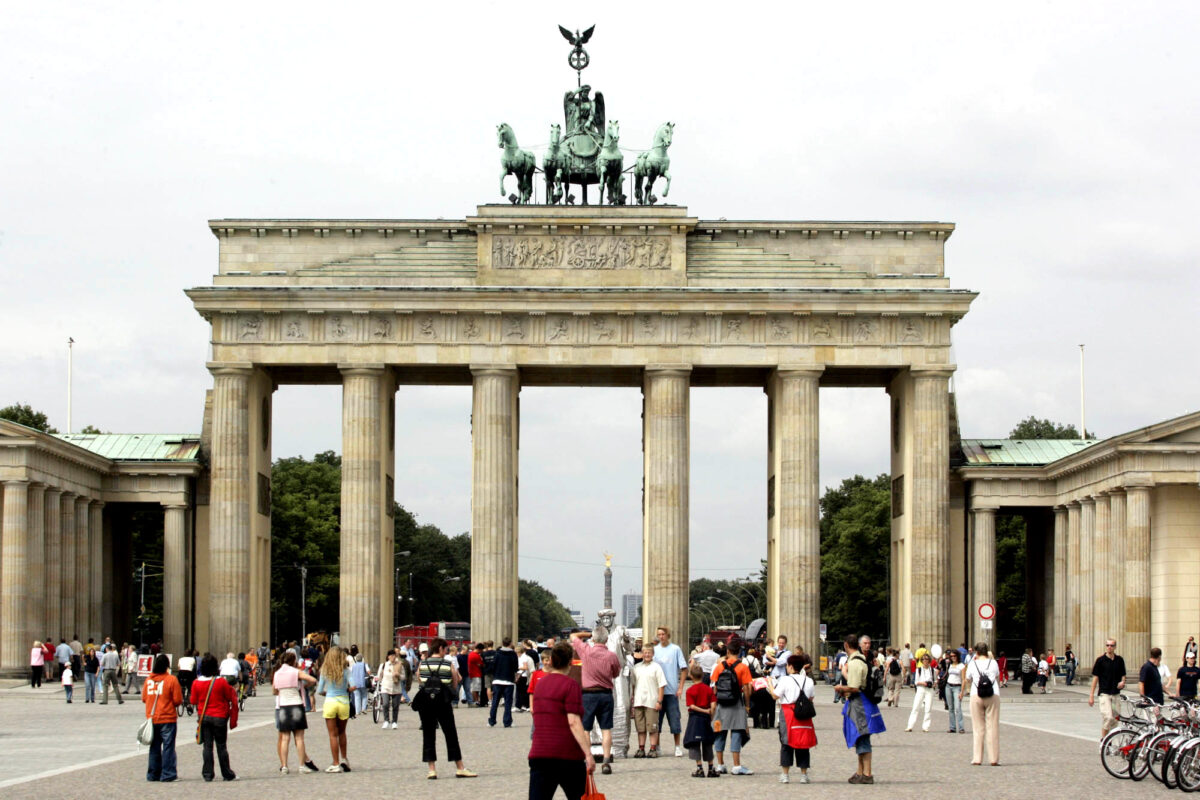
[959, 439, 1095, 466]
[54, 433, 201, 462]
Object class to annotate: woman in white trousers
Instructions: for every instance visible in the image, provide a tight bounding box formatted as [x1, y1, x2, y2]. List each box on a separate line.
[962, 642, 1001, 765]
[906, 653, 937, 732]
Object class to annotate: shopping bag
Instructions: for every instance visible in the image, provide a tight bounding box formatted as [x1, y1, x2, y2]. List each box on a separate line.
[583, 774, 606, 800]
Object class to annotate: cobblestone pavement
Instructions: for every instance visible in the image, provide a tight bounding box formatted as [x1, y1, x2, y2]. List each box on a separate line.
[0, 680, 1165, 797]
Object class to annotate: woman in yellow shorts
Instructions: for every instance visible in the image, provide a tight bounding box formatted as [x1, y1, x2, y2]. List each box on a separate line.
[316, 645, 357, 773]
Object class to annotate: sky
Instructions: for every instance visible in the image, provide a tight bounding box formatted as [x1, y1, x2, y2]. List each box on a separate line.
[2, 1, 1198, 624]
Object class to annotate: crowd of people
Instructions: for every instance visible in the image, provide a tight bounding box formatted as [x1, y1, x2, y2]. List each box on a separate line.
[30, 626, 1198, 793]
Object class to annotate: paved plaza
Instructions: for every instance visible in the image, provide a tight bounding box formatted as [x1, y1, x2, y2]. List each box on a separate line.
[0, 679, 1167, 797]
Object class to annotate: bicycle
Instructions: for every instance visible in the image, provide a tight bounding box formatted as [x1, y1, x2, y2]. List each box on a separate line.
[1100, 693, 1156, 779]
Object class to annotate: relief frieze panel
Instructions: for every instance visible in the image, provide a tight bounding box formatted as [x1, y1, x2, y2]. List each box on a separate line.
[492, 235, 671, 270]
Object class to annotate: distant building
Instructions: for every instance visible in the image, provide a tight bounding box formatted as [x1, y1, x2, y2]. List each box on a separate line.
[622, 591, 642, 627]
[569, 609, 585, 628]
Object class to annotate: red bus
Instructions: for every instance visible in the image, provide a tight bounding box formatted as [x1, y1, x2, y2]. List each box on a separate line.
[394, 621, 471, 649]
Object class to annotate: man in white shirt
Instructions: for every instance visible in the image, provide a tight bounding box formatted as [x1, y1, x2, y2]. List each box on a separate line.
[219, 652, 241, 687]
[769, 636, 790, 680]
[690, 641, 719, 683]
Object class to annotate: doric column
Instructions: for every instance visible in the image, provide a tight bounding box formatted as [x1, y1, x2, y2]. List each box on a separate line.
[208, 365, 253, 652]
[1, 480, 30, 674]
[26, 484, 46, 648]
[60, 492, 77, 639]
[74, 495, 90, 641]
[1079, 496, 1096, 666]
[1066, 501, 1080, 655]
[1093, 493, 1111, 647]
[340, 366, 389, 662]
[767, 367, 822, 654]
[163, 504, 188, 657]
[43, 489, 62, 639]
[1108, 489, 1127, 644]
[1052, 506, 1067, 652]
[910, 369, 953, 645]
[1125, 485, 1152, 662]
[642, 366, 690, 647]
[470, 366, 520, 646]
[88, 501, 104, 641]
[972, 506, 997, 650]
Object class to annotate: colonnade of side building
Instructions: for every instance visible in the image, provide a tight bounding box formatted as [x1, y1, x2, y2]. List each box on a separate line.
[204, 361, 955, 664]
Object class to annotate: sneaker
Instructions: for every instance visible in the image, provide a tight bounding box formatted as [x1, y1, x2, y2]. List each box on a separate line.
[692, 766, 705, 778]
[860, 775, 875, 784]
[455, 768, 478, 778]
[279, 766, 289, 775]
[301, 761, 318, 773]
[779, 774, 790, 784]
[675, 746, 684, 757]
[633, 749, 646, 758]
[325, 765, 341, 773]
[381, 721, 389, 729]
[601, 763, 612, 775]
[391, 722, 398, 729]
[707, 766, 721, 778]
[716, 764, 728, 774]
[224, 775, 238, 781]
[849, 773, 863, 784]
[647, 748, 659, 759]
[340, 762, 351, 772]
[731, 766, 753, 775]
[798, 773, 811, 784]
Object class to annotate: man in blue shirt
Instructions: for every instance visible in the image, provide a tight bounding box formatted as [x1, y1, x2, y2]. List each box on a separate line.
[1140, 647, 1165, 705]
[652, 625, 689, 757]
[55, 639, 73, 678]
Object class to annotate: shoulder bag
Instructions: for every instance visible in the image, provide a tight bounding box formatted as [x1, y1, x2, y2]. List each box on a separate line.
[195, 678, 217, 745]
[137, 682, 161, 746]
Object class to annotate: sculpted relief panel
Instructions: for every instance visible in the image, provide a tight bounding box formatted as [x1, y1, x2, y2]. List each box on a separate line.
[492, 235, 671, 270]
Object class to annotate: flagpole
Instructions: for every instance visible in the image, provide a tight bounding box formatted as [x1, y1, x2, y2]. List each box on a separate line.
[67, 337, 74, 434]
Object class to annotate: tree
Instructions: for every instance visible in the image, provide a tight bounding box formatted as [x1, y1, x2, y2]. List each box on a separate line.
[519, 579, 575, 639]
[79, 424, 107, 434]
[1008, 416, 1093, 440]
[0, 403, 57, 433]
[819, 474, 891, 643]
[995, 515, 1027, 642]
[270, 452, 343, 640]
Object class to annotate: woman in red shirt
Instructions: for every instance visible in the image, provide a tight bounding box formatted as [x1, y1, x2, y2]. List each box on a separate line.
[191, 653, 239, 782]
[528, 642, 595, 800]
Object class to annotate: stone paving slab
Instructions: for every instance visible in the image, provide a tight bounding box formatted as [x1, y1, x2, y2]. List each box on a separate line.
[0, 682, 1164, 798]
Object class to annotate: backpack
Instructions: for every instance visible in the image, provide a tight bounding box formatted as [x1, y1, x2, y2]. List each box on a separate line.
[888, 658, 901, 676]
[973, 661, 995, 698]
[714, 659, 743, 706]
[854, 653, 884, 703]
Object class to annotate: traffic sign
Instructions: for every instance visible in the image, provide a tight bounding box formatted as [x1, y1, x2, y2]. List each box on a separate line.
[819, 623, 827, 641]
[981, 620, 993, 630]
[978, 602, 996, 621]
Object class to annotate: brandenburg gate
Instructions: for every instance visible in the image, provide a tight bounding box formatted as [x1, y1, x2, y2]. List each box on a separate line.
[187, 204, 975, 662]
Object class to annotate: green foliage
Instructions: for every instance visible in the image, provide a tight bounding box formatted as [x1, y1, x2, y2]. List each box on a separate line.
[995, 515, 1027, 641]
[819, 474, 891, 643]
[519, 579, 575, 639]
[79, 424, 107, 434]
[394, 505, 471, 626]
[0, 403, 57, 433]
[1008, 416, 1093, 440]
[687, 578, 766, 646]
[270, 452, 343, 638]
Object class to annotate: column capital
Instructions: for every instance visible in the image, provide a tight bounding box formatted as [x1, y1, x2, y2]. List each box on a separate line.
[644, 365, 692, 377]
[161, 503, 188, 510]
[207, 361, 255, 376]
[972, 504, 999, 515]
[89, 499, 105, 509]
[909, 367, 956, 380]
[60, 490, 77, 501]
[774, 366, 825, 380]
[1124, 476, 1155, 491]
[338, 363, 386, 377]
[469, 364, 519, 378]
[1065, 499, 1080, 508]
[43, 486, 63, 498]
[1079, 495, 1096, 507]
[2, 478, 29, 488]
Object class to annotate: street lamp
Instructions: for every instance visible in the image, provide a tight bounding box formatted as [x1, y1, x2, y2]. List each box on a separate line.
[690, 606, 714, 641]
[717, 588, 747, 624]
[738, 579, 767, 619]
[729, 582, 762, 619]
[706, 595, 735, 624]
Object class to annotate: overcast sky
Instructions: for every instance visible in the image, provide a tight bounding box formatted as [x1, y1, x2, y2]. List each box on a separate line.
[3, 2, 1197, 624]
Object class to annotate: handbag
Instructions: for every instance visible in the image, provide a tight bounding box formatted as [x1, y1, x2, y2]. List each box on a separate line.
[195, 678, 217, 745]
[582, 774, 606, 800]
[137, 683, 161, 747]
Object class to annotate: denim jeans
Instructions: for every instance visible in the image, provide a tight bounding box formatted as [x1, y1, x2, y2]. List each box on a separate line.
[713, 728, 745, 753]
[1065, 664, 1076, 685]
[352, 687, 369, 715]
[946, 685, 964, 731]
[147, 722, 178, 781]
[489, 683, 515, 727]
[84, 672, 97, 702]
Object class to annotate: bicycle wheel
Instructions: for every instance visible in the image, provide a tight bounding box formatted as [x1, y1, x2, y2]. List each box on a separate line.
[1135, 732, 1171, 782]
[1162, 736, 1184, 787]
[1130, 733, 1156, 781]
[372, 695, 380, 724]
[1101, 728, 1137, 779]
[1150, 733, 1179, 784]
[1177, 742, 1200, 792]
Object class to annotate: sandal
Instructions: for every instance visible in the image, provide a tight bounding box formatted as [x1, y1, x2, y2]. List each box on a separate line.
[692, 766, 705, 778]
[634, 748, 646, 758]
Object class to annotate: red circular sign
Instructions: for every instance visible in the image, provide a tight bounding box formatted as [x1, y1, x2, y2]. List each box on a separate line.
[978, 602, 996, 620]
